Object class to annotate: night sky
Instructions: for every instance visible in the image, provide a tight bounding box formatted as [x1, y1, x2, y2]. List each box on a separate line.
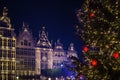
[0, 0, 84, 57]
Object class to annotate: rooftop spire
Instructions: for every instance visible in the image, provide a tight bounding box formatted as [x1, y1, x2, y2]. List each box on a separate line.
[0, 7, 11, 28]
[57, 39, 60, 43]
[67, 43, 78, 58]
[39, 27, 46, 37]
[22, 22, 29, 32]
[68, 43, 75, 51]
[3, 7, 8, 16]
[54, 39, 63, 50]
[42, 26, 45, 30]
[23, 22, 25, 28]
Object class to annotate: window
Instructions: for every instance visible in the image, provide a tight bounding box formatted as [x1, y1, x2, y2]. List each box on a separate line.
[12, 40, 15, 47]
[0, 38, 2, 47]
[0, 65, 2, 70]
[21, 41, 23, 45]
[8, 53, 12, 58]
[12, 66, 15, 70]
[24, 40, 28, 46]
[0, 31, 3, 35]
[0, 50, 2, 57]
[8, 39, 11, 47]
[3, 50, 7, 57]
[29, 42, 31, 46]
[3, 39, 7, 47]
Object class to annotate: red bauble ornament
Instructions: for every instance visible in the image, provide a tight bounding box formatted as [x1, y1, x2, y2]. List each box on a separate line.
[90, 13, 95, 18]
[83, 46, 88, 52]
[91, 59, 97, 66]
[113, 52, 119, 59]
[80, 74, 84, 80]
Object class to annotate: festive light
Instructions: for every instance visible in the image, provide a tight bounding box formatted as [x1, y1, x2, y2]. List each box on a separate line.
[105, 45, 110, 49]
[91, 59, 97, 66]
[113, 52, 119, 59]
[83, 46, 88, 52]
[60, 64, 64, 67]
[90, 13, 95, 18]
[74, 0, 120, 79]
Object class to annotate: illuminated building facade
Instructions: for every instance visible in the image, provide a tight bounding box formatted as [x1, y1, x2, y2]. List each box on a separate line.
[35, 27, 53, 75]
[35, 27, 78, 75]
[53, 39, 67, 68]
[0, 7, 78, 79]
[0, 7, 16, 80]
[16, 23, 35, 79]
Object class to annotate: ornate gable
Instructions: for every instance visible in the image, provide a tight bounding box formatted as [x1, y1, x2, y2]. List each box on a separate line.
[67, 43, 78, 57]
[54, 39, 64, 51]
[0, 7, 11, 28]
[37, 27, 52, 48]
[17, 22, 34, 48]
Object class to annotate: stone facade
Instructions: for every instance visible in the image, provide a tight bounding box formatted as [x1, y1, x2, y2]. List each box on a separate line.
[16, 23, 35, 77]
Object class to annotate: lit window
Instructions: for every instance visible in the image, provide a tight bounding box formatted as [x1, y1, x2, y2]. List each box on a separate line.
[12, 40, 15, 47]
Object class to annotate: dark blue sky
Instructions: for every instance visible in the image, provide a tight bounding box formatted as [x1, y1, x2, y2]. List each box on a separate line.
[0, 0, 84, 57]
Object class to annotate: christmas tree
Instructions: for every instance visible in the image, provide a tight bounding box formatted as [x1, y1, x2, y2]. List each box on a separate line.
[70, 0, 120, 80]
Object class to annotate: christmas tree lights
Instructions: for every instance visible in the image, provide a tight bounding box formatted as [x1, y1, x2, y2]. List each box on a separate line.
[71, 0, 120, 79]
